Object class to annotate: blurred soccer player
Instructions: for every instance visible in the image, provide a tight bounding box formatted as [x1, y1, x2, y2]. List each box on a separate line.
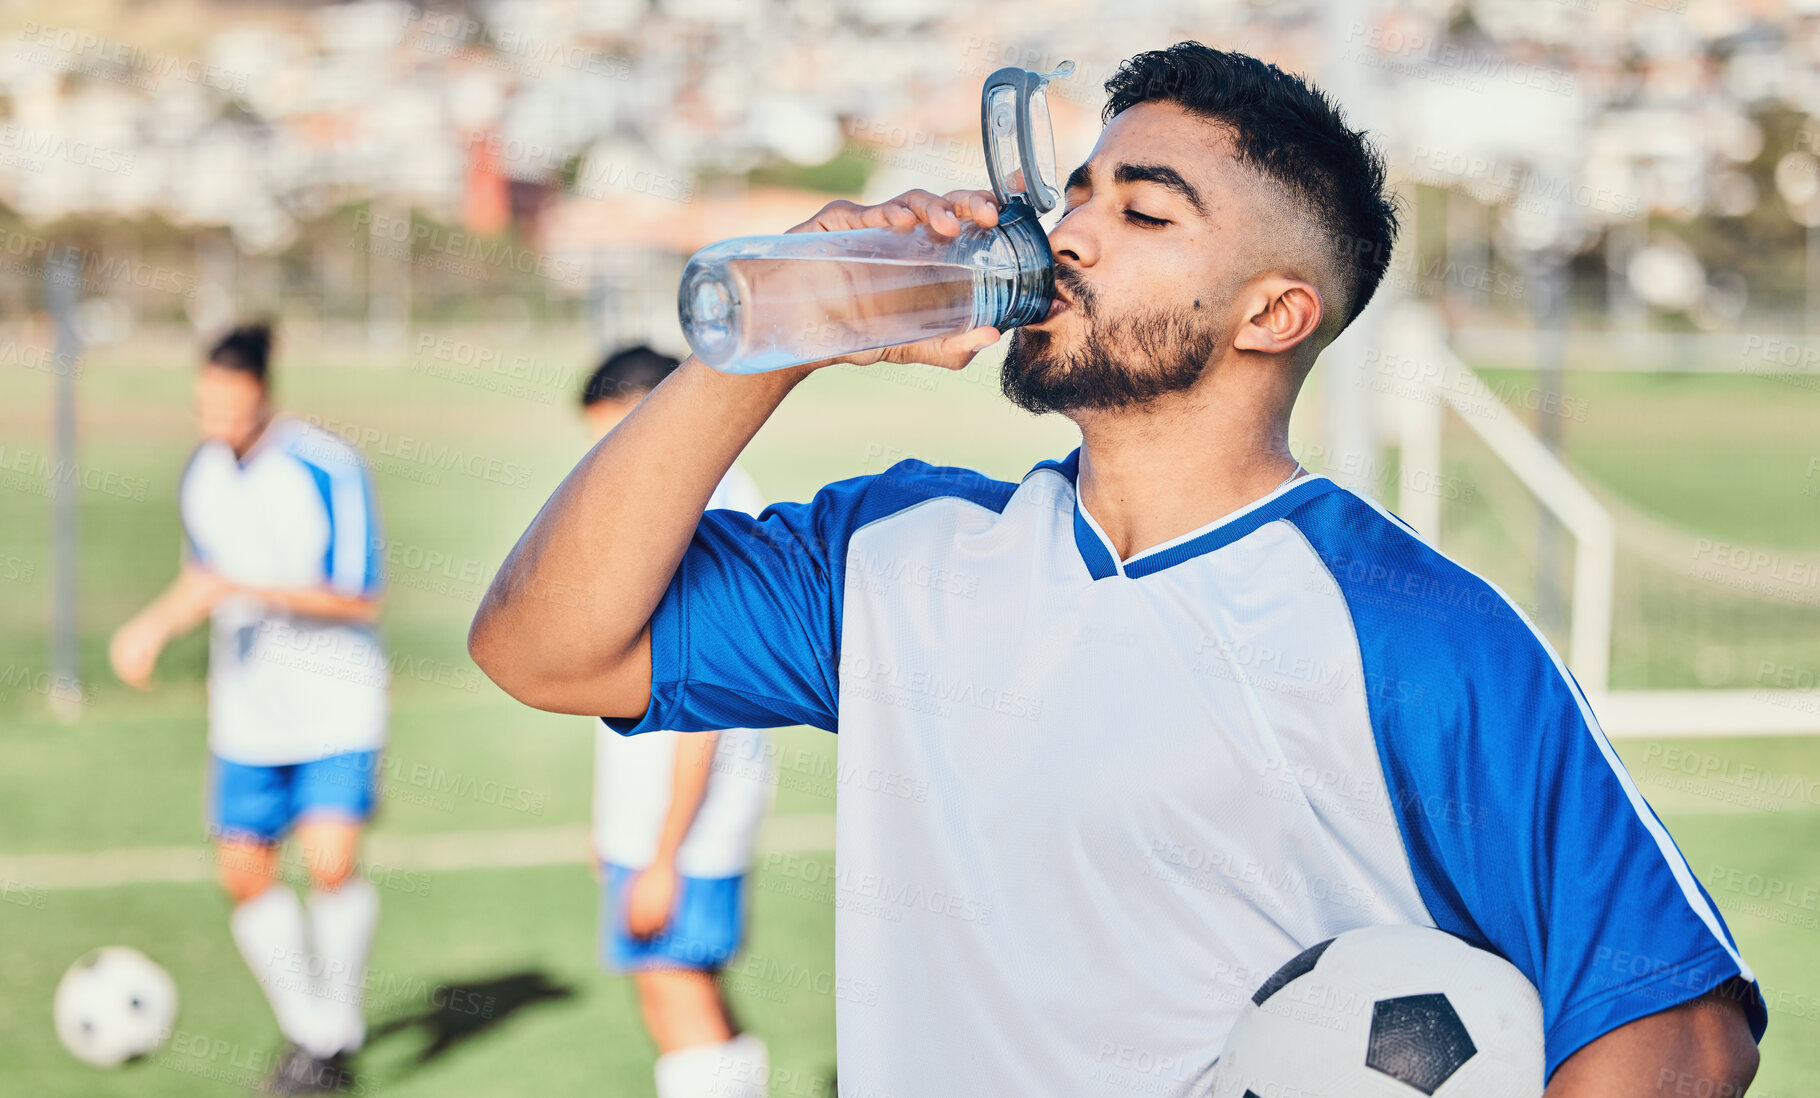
[109, 324, 385, 1095]
[582, 346, 773, 1098]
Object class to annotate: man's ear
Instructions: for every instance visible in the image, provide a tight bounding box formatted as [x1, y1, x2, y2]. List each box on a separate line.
[1231, 277, 1324, 356]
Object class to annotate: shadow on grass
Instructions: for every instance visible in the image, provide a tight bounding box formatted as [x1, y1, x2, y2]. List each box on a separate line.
[368, 970, 576, 1066]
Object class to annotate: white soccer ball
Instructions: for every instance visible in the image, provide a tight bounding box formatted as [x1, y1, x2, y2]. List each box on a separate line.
[53, 947, 179, 1068]
[1213, 925, 1544, 1098]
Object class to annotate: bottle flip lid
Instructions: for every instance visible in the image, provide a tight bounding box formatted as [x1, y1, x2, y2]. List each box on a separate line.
[981, 61, 1074, 217]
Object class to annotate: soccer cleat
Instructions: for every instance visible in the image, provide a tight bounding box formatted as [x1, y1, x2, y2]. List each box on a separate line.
[264, 1044, 354, 1096]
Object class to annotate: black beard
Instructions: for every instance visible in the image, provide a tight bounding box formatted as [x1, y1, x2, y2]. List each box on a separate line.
[1000, 276, 1220, 415]
[1004, 305, 1215, 416]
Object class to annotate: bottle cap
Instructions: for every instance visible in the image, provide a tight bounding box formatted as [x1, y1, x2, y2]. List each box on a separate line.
[980, 61, 1073, 216]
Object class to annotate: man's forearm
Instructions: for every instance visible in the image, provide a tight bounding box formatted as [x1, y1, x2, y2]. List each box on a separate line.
[244, 587, 380, 623]
[143, 565, 226, 637]
[470, 357, 812, 716]
[653, 731, 719, 864]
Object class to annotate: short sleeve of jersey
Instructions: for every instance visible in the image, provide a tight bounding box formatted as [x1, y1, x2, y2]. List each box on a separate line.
[284, 428, 385, 599]
[1288, 490, 1766, 1080]
[177, 445, 209, 565]
[605, 459, 1015, 736]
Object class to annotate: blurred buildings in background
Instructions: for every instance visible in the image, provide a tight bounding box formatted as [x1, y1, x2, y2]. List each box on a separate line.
[2, 0, 1820, 350]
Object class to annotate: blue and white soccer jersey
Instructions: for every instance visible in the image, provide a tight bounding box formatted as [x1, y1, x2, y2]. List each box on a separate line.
[180, 416, 388, 839]
[609, 451, 1768, 1096]
[595, 465, 776, 971]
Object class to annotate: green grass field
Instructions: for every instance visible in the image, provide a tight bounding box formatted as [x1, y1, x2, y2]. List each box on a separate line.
[2, 331, 1817, 1094]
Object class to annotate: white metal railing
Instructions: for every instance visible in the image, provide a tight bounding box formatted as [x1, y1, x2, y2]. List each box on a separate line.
[1386, 305, 1616, 694]
[1381, 306, 1820, 737]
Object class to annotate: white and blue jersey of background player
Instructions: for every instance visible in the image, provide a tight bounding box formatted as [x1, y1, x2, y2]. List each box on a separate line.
[609, 451, 1769, 1097]
[595, 464, 775, 972]
[180, 415, 387, 842]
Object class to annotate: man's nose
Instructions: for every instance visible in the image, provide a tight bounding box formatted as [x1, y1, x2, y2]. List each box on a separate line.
[1045, 208, 1096, 268]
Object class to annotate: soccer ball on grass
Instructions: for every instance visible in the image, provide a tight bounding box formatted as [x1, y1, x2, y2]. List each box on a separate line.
[53, 946, 179, 1068]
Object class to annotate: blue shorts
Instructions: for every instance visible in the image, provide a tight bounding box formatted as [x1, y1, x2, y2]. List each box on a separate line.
[209, 751, 380, 844]
[601, 863, 747, 972]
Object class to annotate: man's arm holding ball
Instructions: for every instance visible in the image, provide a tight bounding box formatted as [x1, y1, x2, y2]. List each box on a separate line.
[1545, 987, 1758, 1097]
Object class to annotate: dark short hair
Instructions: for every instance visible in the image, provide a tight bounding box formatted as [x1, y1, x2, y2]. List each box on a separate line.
[206, 323, 274, 383]
[1103, 43, 1399, 328]
[581, 345, 679, 407]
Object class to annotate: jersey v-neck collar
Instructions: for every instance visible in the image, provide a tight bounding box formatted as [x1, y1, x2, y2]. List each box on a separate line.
[231, 415, 295, 470]
[1027, 448, 1339, 581]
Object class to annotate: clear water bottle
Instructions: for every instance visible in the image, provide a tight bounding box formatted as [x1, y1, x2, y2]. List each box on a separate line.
[678, 209, 1054, 373]
[679, 61, 1071, 374]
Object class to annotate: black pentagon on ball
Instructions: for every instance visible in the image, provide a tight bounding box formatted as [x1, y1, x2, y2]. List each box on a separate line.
[1251, 937, 1336, 1006]
[1365, 993, 1477, 1095]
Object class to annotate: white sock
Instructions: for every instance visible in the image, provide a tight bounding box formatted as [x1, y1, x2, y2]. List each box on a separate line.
[654, 1033, 769, 1098]
[307, 877, 379, 1054]
[230, 885, 339, 1058]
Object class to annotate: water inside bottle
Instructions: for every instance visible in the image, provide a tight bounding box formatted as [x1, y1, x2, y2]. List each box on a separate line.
[690, 253, 1019, 374]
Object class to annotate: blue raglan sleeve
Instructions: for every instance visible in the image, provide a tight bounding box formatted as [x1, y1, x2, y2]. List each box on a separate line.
[1395, 637, 1764, 1078]
[607, 494, 845, 734]
[605, 458, 1015, 737]
[287, 431, 384, 599]
[1296, 492, 1766, 1081]
[322, 458, 384, 598]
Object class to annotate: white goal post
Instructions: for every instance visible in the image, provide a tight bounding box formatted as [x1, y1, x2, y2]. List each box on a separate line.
[1380, 305, 1820, 738]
